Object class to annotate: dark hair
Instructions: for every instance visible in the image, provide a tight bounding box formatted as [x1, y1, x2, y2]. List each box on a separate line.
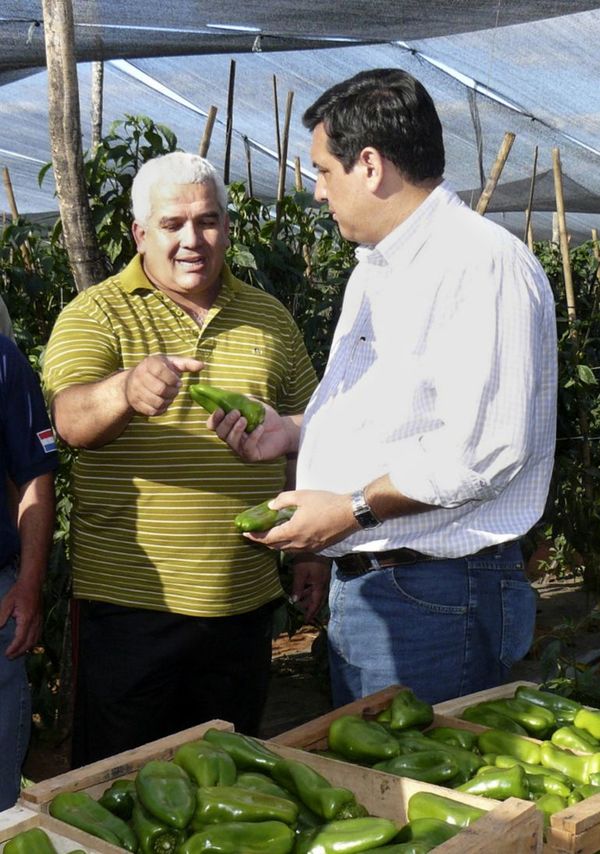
[302, 68, 445, 182]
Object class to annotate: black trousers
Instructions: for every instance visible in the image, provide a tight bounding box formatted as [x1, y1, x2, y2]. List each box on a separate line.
[71, 599, 276, 768]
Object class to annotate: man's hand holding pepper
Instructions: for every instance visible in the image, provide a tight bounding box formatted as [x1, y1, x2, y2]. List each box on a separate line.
[241, 489, 360, 553]
[207, 404, 302, 462]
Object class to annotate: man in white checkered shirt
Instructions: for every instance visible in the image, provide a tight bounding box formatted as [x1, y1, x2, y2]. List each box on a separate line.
[210, 68, 557, 707]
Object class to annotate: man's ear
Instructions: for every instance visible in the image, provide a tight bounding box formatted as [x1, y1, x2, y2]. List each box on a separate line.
[358, 147, 384, 189]
[132, 220, 146, 253]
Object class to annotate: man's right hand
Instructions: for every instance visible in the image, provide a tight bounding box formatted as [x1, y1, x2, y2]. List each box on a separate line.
[208, 403, 301, 462]
[125, 355, 204, 416]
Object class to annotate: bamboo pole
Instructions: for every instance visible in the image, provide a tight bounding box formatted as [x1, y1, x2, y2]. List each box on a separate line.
[223, 61, 236, 185]
[294, 157, 303, 192]
[475, 132, 515, 216]
[243, 136, 253, 198]
[276, 92, 294, 203]
[273, 75, 282, 165]
[198, 106, 217, 158]
[523, 145, 538, 247]
[90, 60, 104, 151]
[552, 147, 592, 501]
[553, 148, 576, 323]
[2, 167, 33, 269]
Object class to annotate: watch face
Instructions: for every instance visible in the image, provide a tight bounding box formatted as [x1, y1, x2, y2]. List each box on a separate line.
[352, 491, 381, 528]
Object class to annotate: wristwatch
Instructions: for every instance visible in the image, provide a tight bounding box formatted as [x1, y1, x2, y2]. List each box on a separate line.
[351, 488, 382, 529]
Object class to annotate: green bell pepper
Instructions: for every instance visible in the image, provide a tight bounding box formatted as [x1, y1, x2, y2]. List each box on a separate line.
[388, 690, 433, 731]
[49, 791, 138, 851]
[551, 725, 600, 754]
[525, 772, 571, 799]
[456, 764, 529, 800]
[234, 771, 321, 830]
[567, 782, 600, 805]
[271, 757, 356, 820]
[477, 729, 541, 765]
[131, 800, 186, 854]
[395, 817, 462, 845]
[461, 704, 528, 735]
[574, 707, 600, 741]
[189, 383, 265, 433]
[98, 778, 137, 820]
[173, 739, 237, 787]
[373, 750, 459, 785]
[515, 685, 581, 725]
[294, 817, 398, 854]
[193, 784, 298, 826]
[328, 714, 400, 763]
[426, 726, 479, 752]
[407, 791, 485, 828]
[534, 793, 567, 827]
[474, 698, 556, 737]
[203, 728, 279, 772]
[234, 500, 296, 533]
[539, 741, 591, 785]
[494, 755, 572, 786]
[388, 730, 434, 752]
[370, 846, 433, 854]
[135, 760, 196, 829]
[4, 828, 58, 854]
[180, 820, 295, 854]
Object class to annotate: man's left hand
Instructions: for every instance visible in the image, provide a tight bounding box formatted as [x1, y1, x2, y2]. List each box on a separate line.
[291, 556, 331, 623]
[243, 489, 358, 553]
[0, 579, 42, 659]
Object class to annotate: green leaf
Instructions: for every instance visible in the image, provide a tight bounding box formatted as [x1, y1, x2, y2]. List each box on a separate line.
[577, 364, 597, 385]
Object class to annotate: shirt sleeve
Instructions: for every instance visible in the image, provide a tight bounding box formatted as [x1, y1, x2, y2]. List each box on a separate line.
[0, 338, 58, 486]
[387, 244, 556, 508]
[277, 310, 318, 415]
[42, 291, 121, 405]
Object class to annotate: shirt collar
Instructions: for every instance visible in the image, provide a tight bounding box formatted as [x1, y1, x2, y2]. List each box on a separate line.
[117, 254, 241, 303]
[354, 180, 459, 267]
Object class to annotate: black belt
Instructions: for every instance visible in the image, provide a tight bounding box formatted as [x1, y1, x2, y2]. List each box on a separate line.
[335, 541, 518, 576]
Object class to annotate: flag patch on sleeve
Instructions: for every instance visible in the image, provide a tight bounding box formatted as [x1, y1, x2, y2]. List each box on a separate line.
[37, 428, 57, 453]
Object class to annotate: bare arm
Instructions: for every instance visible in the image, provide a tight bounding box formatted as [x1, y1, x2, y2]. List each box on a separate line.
[52, 354, 204, 449]
[0, 472, 55, 658]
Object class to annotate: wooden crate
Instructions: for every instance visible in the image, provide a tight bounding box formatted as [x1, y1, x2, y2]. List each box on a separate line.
[19, 714, 542, 853]
[0, 807, 124, 854]
[20, 719, 234, 807]
[434, 681, 540, 717]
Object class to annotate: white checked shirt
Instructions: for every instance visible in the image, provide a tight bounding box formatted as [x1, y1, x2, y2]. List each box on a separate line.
[296, 182, 557, 558]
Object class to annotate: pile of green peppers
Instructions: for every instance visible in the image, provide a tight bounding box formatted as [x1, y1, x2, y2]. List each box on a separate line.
[38, 727, 488, 854]
[318, 684, 600, 833]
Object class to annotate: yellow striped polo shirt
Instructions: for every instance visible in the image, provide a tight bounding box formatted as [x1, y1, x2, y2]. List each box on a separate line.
[43, 255, 317, 616]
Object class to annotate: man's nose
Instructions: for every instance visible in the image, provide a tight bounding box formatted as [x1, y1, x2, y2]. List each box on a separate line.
[180, 220, 204, 245]
[314, 174, 327, 203]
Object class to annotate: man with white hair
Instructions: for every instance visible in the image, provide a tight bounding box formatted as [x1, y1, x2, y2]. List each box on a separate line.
[43, 152, 323, 766]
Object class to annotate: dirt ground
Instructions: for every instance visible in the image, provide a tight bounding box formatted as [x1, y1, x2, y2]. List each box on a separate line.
[22, 572, 600, 784]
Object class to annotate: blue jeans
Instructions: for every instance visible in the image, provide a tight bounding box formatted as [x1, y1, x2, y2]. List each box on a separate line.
[327, 542, 535, 707]
[0, 562, 31, 810]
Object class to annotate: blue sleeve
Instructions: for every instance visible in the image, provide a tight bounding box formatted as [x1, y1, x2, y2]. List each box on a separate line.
[0, 337, 59, 486]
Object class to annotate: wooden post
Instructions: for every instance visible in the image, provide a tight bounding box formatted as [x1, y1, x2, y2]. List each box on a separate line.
[523, 146, 538, 247]
[553, 146, 593, 501]
[276, 91, 294, 203]
[273, 75, 282, 165]
[198, 106, 217, 158]
[223, 60, 236, 185]
[90, 60, 104, 151]
[475, 132, 515, 216]
[294, 157, 303, 192]
[243, 136, 253, 198]
[552, 148, 576, 323]
[2, 167, 33, 269]
[41, 0, 105, 291]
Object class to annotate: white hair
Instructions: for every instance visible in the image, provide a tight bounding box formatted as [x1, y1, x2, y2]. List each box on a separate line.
[131, 152, 228, 225]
